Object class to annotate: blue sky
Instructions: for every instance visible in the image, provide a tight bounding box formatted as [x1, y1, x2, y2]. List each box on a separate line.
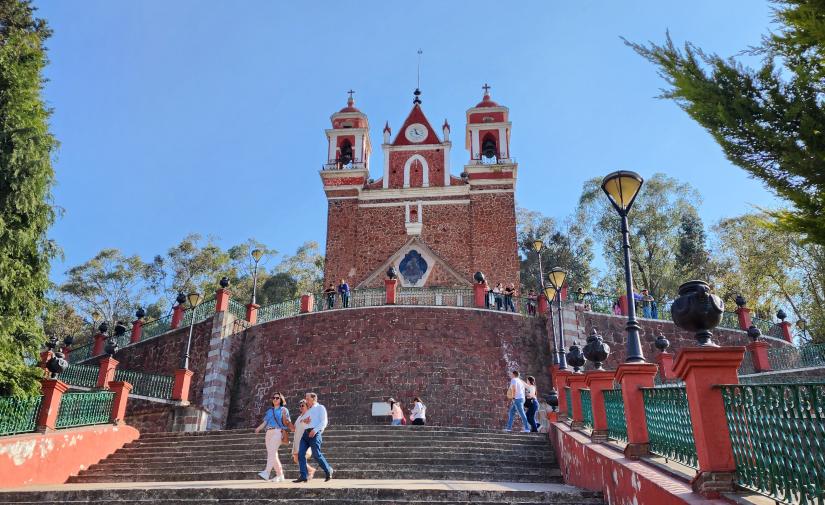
[37, 1, 780, 282]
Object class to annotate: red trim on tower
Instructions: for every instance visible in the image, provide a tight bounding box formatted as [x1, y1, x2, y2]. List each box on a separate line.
[467, 171, 513, 180]
[391, 105, 441, 146]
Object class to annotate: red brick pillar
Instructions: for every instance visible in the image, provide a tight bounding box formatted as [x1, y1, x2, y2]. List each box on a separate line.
[384, 279, 398, 305]
[96, 356, 119, 389]
[654, 352, 675, 379]
[553, 369, 573, 419]
[745, 340, 771, 372]
[36, 379, 69, 432]
[172, 369, 194, 402]
[585, 370, 615, 441]
[108, 381, 132, 424]
[215, 288, 230, 312]
[779, 321, 793, 343]
[300, 294, 314, 313]
[615, 363, 658, 458]
[537, 293, 548, 315]
[246, 303, 259, 324]
[735, 306, 752, 330]
[567, 374, 587, 429]
[473, 284, 486, 308]
[673, 347, 744, 497]
[171, 304, 185, 329]
[92, 333, 107, 356]
[130, 319, 143, 344]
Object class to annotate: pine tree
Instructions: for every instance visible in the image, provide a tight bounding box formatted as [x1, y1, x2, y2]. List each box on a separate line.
[0, 0, 57, 395]
[675, 210, 709, 278]
[627, 0, 825, 245]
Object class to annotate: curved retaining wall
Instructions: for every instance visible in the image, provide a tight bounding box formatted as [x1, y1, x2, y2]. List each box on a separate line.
[226, 306, 551, 429]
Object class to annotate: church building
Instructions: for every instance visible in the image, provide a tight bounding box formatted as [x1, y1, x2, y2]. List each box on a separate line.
[320, 86, 519, 289]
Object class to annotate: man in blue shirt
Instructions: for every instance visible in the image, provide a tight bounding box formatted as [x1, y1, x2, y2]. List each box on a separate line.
[337, 280, 350, 308]
[294, 392, 334, 483]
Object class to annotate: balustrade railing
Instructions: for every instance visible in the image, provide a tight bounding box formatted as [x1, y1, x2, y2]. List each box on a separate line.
[68, 343, 93, 364]
[603, 388, 627, 442]
[60, 364, 100, 389]
[141, 313, 173, 341]
[181, 298, 216, 327]
[721, 383, 825, 505]
[349, 288, 384, 308]
[396, 288, 474, 308]
[227, 299, 247, 321]
[113, 369, 174, 399]
[642, 386, 698, 468]
[257, 298, 301, 324]
[738, 349, 756, 376]
[55, 391, 115, 429]
[0, 396, 42, 436]
[767, 343, 825, 372]
[580, 388, 593, 430]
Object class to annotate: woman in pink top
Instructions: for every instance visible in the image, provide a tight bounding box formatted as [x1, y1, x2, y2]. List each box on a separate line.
[389, 398, 404, 426]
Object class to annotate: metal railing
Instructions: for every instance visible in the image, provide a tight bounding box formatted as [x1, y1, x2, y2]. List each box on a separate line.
[738, 349, 756, 376]
[55, 391, 115, 429]
[396, 288, 474, 308]
[580, 389, 593, 430]
[227, 298, 247, 321]
[68, 343, 93, 364]
[60, 364, 100, 389]
[349, 288, 384, 308]
[141, 313, 173, 341]
[0, 396, 42, 436]
[767, 343, 825, 372]
[181, 298, 216, 327]
[257, 298, 301, 324]
[642, 386, 698, 468]
[113, 369, 174, 399]
[721, 383, 825, 504]
[603, 389, 627, 442]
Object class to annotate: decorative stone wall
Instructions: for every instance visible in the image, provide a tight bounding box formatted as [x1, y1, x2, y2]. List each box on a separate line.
[226, 306, 552, 429]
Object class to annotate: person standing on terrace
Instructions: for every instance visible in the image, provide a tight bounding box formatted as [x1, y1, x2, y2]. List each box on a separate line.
[323, 283, 336, 310]
[503, 283, 516, 312]
[337, 279, 350, 308]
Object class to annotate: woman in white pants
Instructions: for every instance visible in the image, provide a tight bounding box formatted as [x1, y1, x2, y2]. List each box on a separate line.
[254, 392, 291, 482]
[291, 399, 316, 479]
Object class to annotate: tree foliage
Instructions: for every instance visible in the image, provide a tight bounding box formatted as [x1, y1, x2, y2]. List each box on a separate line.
[516, 208, 594, 293]
[276, 241, 324, 295]
[626, 0, 825, 244]
[0, 0, 57, 395]
[578, 173, 706, 302]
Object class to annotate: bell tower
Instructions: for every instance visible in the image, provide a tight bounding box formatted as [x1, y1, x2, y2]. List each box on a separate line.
[324, 91, 371, 170]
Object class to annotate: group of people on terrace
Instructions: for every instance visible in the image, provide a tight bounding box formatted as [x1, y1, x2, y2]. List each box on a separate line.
[481, 280, 522, 313]
[323, 280, 350, 309]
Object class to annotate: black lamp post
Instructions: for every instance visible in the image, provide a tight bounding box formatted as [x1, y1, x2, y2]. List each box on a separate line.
[251, 249, 264, 305]
[533, 240, 559, 365]
[600, 170, 646, 363]
[180, 292, 202, 370]
[548, 267, 568, 369]
[544, 286, 559, 366]
[796, 318, 808, 342]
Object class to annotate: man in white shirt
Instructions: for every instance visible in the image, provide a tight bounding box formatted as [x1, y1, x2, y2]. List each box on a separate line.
[505, 370, 530, 432]
[294, 392, 333, 482]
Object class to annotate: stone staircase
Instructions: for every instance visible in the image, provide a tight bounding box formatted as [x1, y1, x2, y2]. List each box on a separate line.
[1, 425, 604, 504]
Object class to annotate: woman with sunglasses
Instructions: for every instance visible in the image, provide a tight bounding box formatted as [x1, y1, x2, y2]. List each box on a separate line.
[254, 392, 291, 482]
[291, 399, 316, 480]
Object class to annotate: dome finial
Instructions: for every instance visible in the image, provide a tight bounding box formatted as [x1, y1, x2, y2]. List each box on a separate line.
[347, 89, 355, 107]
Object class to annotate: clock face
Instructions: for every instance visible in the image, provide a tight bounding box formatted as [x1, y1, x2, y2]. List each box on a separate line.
[405, 123, 428, 143]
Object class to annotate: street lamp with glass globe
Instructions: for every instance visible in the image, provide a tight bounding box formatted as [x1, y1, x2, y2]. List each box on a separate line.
[180, 292, 202, 370]
[548, 267, 568, 369]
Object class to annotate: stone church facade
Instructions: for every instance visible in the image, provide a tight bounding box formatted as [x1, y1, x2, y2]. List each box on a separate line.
[320, 87, 520, 289]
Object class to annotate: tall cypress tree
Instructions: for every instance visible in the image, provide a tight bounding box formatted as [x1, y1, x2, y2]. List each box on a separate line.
[627, 1, 825, 245]
[0, 0, 57, 395]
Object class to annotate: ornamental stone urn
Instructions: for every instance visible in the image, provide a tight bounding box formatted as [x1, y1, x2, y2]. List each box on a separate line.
[46, 351, 67, 379]
[219, 276, 230, 289]
[670, 280, 724, 346]
[473, 271, 485, 284]
[583, 328, 610, 370]
[747, 325, 762, 342]
[386, 266, 397, 280]
[546, 389, 559, 412]
[654, 330, 670, 352]
[566, 342, 586, 373]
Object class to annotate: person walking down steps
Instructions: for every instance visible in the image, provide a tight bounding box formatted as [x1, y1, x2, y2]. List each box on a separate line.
[504, 371, 530, 433]
[294, 392, 334, 483]
[254, 392, 291, 482]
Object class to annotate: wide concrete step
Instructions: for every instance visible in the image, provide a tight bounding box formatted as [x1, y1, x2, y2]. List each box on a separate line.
[69, 468, 562, 484]
[126, 434, 547, 446]
[122, 440, 548, 451]
[135, 426, 543, 438]
[96, 455, 555, 468]
[0, 485, 603, 504]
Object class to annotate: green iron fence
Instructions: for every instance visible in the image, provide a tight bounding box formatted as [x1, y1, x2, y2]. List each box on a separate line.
[141, 313, 173, 341]
[580, 388, 593, 430]
[180, 298, 216, 327]
[767, 343, 825, 372]
[738, 349, 756, 376]
[227, 298, 248, 321]
[68, 343, 93, 364]
[642, 386, 698, 468]
[113, 369, 174, 399]
[721, 383, 825, 505]
[59, 364, 100, 389]
[257, 298, 301, 324]
[603, 388, 627, 442]
[564, 387, 572, 420]
[349, 288, 385, 308]
[719, 311, 741, 331]
[0, 396, 42, 436]
[55, 391, 115, 429]
[739, 374, 825, 385]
